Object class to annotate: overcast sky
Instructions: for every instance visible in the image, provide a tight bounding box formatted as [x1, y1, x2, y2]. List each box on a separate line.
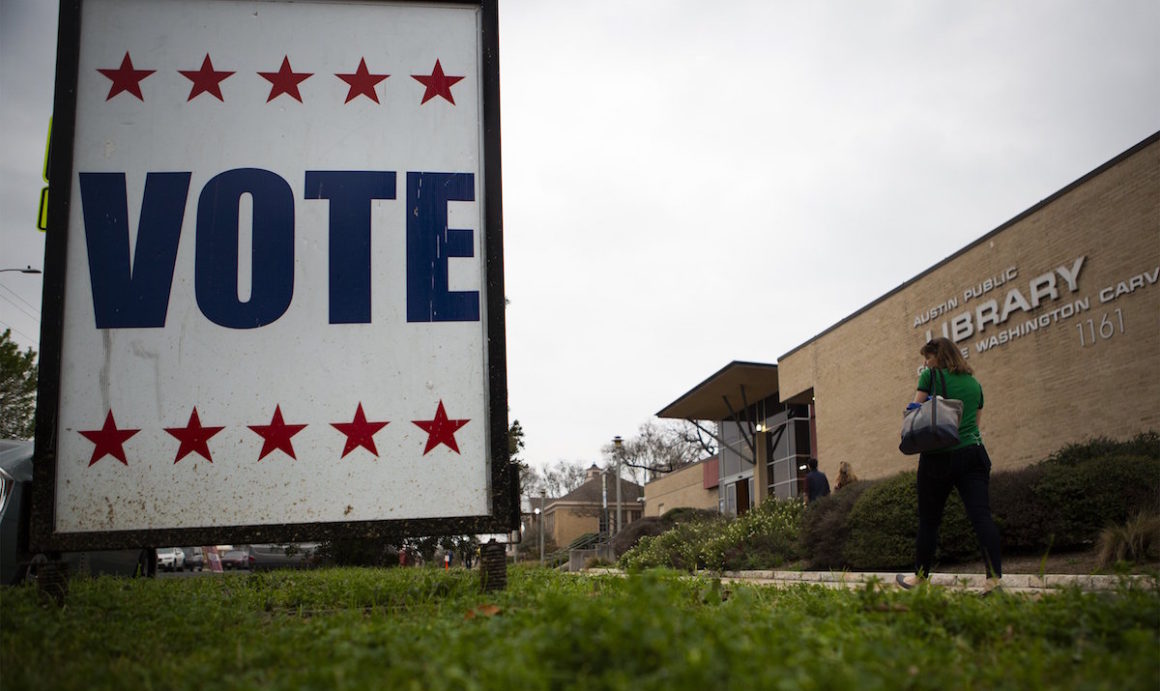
[2, 0, 1158, 470]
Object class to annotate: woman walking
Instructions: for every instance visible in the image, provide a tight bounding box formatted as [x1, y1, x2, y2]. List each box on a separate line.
[897, 337, 1003, 592]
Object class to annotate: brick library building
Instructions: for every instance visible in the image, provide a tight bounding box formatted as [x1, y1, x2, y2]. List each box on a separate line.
[656, 132, 1159, 514]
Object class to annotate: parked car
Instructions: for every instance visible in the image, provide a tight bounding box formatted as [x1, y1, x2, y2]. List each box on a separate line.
[249, 543, 320, 571]
[219, 548, 253, 571]
[155, 547, 185, 572]
[182, 547, 205, 571]
[1, 440, 145, 583]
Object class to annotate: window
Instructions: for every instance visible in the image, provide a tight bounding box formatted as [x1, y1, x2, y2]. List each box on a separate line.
[718, 421, 752, 478]
[764, 414, 813, 500]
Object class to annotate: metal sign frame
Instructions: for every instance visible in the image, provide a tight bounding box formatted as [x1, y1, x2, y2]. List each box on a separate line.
[31, 0, 516, 552]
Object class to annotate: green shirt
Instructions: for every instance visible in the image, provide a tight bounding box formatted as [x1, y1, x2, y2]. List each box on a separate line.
[917, 368, 984, 450]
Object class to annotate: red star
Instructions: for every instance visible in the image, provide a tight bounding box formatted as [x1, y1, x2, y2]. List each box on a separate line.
[248, 405, 308, 461]
[164, 407, 225, 464]
[258, 56, 313, 103]
[331, 403, 390, 458]
[97, 52, 155, 101]
[411, 59, 464, 105]
[336, 58, 389, 104]
[179, 54, 234, 102]
[79, 410, 140, 467]
[412, 400, 469, 455]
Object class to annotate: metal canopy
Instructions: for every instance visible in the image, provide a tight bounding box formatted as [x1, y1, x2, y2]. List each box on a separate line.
[655, 361, 779, 421]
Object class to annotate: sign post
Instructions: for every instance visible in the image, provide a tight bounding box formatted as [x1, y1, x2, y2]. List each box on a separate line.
[32, 0, 515, 553]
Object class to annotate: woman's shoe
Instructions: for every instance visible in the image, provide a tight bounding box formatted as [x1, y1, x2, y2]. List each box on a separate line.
[982, 576, 1003, 596]
[895, 573, 926, 590]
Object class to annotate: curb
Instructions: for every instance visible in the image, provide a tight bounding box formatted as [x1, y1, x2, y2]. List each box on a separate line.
[715, 570, 1159, 594]
[579, 568, 1158, 594]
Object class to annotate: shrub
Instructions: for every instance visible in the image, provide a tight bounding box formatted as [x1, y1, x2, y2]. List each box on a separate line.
[712, 499, 804, 571]
[661, 507, 720, 523]
[842, 471, 978, 570]
[989, 463, 1050, 552]
[619, 516, 725, 572]
[1046, 431, 1160, 466]
[618, 500, 803, 572]
[1022, 453, 1160, 550]
[611, 516, 669, 558]
[986, 434, 1160, 554]
[799, 480, 875, 569]
[719, 532, 794, 570]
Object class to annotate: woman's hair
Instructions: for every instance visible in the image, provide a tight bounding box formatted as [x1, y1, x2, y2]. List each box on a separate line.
[835, 461, 858, 489]
[920, 337, 973, 374]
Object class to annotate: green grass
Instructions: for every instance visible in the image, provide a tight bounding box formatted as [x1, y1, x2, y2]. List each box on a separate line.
[2, 567, 1158, 690]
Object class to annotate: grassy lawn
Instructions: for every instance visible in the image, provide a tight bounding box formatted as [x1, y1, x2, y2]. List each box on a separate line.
[2, 566, 1158, 690]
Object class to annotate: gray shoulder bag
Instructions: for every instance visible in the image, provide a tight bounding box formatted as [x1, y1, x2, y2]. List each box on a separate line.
[899, 368, 963, 455]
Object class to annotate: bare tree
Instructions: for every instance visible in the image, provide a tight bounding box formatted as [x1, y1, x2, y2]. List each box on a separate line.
[523, 459, 591, 499]
[673, 420, 718, 459]
[603, 419, 715, 482]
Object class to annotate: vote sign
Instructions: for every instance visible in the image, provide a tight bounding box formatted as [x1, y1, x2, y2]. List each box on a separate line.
[32, 0, 512, 550]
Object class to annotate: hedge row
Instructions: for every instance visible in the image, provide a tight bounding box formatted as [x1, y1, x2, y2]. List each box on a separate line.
[619, 432, 1160, 572]
[802, 432, 1160, 570]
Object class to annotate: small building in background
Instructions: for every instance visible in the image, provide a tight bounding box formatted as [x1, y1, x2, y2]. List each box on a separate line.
[541, 465, 642, 549]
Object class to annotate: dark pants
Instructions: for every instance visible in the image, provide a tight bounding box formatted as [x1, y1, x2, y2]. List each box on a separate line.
[916, 444, 1002, 578]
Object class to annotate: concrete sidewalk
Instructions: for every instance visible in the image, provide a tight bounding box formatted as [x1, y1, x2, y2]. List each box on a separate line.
[716, 569, 1158, 594]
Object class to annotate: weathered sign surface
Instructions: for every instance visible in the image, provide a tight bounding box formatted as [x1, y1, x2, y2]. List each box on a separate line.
[32, 0, 512, 550]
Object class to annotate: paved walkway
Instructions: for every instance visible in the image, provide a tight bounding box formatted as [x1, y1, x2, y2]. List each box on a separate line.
[716, 569, 1158, 594]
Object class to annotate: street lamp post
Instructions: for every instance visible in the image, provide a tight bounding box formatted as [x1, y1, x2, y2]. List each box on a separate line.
[612, 435, 624, 537]
[539, 489, 546, 566]
[532, 507, 541, 566]
[601, 468, 608, 538]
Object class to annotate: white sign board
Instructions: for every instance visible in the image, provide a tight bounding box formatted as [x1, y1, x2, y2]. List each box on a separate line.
[33, 0, 512, 550]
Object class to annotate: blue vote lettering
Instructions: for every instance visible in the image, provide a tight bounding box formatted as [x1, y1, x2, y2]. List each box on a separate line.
[76, 168, 478, 329]
[305, 171, 397, 324]
[406, 172, 479, 323]
[195, 168, 295, 329]
[79, 172, 189, 328]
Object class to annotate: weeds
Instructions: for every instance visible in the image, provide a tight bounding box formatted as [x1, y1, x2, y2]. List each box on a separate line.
[1097, 512, 1160, 568]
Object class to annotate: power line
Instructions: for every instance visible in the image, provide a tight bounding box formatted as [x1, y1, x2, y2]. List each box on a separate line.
[0, 292, 40, 322]
[0, 318, 38, 345]
[0, 282, 40, 316]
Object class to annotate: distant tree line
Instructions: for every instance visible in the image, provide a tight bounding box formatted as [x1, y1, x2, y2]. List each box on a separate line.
[0, 329, 37, 439]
